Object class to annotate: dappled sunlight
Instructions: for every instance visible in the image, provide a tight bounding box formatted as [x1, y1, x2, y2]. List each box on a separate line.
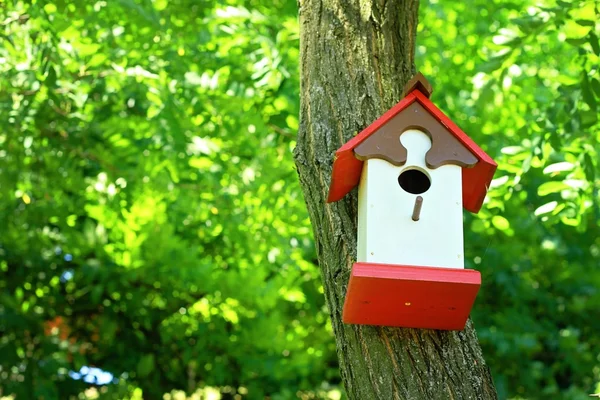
[0, 0, 598, 399]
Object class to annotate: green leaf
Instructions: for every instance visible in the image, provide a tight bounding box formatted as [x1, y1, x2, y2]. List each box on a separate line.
[591, 78, 600, 98]
[43, 3, 57, 13]
[471, 219, 487, 233]
[561, 216, 580, 226]
[564, 19, 592, 39]
[154, 0, 168, 11]
[581, 73, 597, 111]
[575, 19, 595, 27]
[535, 201, 559, 216]
[91, 285, 104, 305]
[189, 157, 212, 170]
[45, 66, 57, 87]
[583, 153, 596, 182]
[492, 215, 510, 231]
[512, 16, 545, 32]
[566, 37, 588, 46]
[137, 354, 155, 378]
[581, 110, 598, 127]
[479, 53, 511, 73]
[543, 162, 575, 174]
[279, 287, 306, 303]
[88, 53, 107, 67]
[501, 146, 524, 155]
[589, 32, 600, 56]
[537, 181, 570, 196]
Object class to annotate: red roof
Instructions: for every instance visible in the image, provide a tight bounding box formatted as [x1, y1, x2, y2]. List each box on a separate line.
[327, 89, 497, 213]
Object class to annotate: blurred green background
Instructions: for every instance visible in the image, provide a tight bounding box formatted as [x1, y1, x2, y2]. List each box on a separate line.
[0, 0, 599, 399]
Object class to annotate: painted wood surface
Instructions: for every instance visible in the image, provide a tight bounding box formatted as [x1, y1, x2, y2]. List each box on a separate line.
[342, 262, 481, 330]
[357, 129, 464, 269]
[327, 88, 497, 214]
[354, 102, 478, 169]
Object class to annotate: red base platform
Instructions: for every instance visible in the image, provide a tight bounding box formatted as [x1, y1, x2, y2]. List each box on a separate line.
[342, 262, 481, 330]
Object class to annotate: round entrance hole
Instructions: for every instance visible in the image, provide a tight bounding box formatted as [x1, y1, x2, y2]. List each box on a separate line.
[398, 168, 431, 194]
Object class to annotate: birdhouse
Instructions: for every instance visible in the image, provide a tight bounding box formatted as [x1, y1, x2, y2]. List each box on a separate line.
[327, 73, 497, 330]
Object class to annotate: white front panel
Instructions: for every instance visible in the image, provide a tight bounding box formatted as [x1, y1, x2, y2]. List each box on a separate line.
[357, 129, 464, 269]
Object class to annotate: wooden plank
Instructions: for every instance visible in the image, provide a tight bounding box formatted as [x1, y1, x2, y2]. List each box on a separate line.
[342, 262, 481, 330]
[327, 88, 497, 213]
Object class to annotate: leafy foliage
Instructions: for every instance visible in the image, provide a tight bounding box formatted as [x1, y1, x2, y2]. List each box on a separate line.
[0, 0, 598, 399]
[418, 1, 600, 398]
[1, 1, 334, 399]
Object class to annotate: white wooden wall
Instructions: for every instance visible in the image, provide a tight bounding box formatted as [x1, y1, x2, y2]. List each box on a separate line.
[357, 129, 465, 269]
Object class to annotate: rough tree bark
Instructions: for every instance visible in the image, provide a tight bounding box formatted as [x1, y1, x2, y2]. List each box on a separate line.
[293, 1, 498, 399]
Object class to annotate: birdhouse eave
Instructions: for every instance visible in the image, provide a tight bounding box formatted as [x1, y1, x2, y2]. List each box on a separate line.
[327, 89, 497, 213]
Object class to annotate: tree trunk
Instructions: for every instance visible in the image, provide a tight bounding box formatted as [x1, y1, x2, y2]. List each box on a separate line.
[294, 1, 498, 399]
